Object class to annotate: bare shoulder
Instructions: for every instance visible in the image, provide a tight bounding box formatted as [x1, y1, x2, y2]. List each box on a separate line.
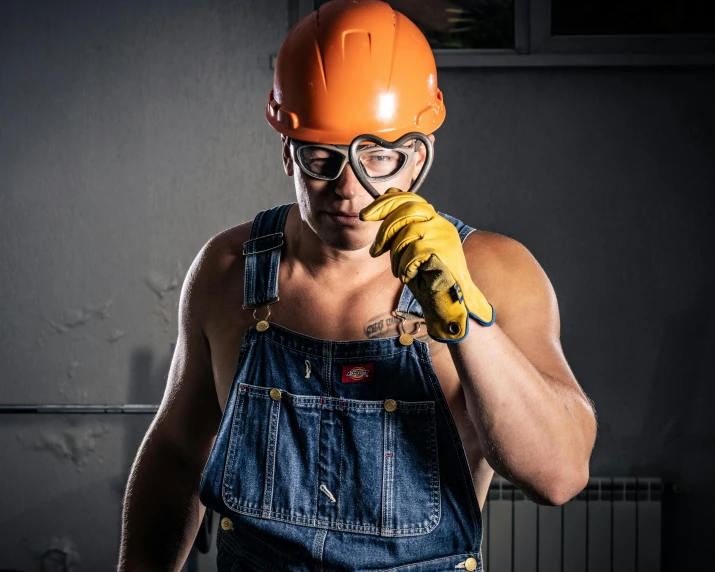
[203, 221, 254, 273]
[176, 219, 255, 339]
[462, 229, 546, 281]
[461, 229, 589, 401]
[197, 221, 253, 289]
[462, 229, 558, 326]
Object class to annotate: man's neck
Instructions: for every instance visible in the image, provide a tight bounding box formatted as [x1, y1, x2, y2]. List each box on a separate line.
[283, 204, 393, 287]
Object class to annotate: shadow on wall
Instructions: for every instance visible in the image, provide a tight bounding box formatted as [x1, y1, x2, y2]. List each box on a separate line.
[643, 305, 710, 477]
[648, 289, 714, 572]
[598, 279, 714, 571]
[121, 346, 172, 493]
[112, 346, 173, 570]
[0, 345, 172, 571]
[592, 287, 712, 465]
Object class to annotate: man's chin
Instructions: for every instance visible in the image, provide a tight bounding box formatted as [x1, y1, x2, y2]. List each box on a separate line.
[300, 212, 376, 253]
[322, 233, 373, 252]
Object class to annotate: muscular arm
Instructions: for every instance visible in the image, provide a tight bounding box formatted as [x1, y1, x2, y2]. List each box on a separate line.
[449, 232, 597, 506]
[118, 240, 222, 571]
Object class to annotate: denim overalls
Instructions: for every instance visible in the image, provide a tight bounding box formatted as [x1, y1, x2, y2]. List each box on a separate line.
[199, 204, 484, 572]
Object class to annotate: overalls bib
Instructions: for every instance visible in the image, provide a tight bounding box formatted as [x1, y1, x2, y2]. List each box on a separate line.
[199, 204, 484, 572]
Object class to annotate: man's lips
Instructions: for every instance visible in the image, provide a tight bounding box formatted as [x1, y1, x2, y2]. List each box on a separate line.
[324, 210, 364, 225]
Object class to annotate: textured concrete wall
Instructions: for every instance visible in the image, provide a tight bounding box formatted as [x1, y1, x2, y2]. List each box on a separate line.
[0, 1, 289, 570]
[1, 1, 713, 570]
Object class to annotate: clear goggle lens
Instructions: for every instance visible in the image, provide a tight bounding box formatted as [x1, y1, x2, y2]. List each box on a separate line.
[296, 141, 417, 181]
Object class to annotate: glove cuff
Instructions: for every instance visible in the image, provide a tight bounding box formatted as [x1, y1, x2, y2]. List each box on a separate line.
[457, 282, 495, 327]
[421, 283, 496, 344]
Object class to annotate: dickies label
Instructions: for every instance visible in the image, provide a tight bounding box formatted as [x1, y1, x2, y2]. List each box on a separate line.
[341, 363, 375, 383]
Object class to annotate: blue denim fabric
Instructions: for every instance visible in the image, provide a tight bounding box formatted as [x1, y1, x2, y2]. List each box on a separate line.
[199, 204, 484, 572]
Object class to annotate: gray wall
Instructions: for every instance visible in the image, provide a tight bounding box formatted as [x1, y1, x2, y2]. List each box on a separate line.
[1, 1, 713, 570]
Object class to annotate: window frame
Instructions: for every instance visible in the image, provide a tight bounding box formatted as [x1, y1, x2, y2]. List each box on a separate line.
[287, 0, 715, 68]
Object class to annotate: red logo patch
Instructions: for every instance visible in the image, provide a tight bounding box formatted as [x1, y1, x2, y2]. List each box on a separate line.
[341, 363, 375, 383]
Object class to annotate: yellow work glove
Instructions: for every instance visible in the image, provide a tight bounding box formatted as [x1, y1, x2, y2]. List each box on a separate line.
[359, 189, 495, 343]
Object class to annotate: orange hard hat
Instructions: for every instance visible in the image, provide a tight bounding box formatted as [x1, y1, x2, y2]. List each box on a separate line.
[266, 0, 445, 145]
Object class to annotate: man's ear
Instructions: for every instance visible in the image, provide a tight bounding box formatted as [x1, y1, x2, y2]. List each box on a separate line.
[412, 133, 435, 181]
[281, 135, 294, 177]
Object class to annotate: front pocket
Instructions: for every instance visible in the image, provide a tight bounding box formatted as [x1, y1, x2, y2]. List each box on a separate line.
[222, 384, 440, 537]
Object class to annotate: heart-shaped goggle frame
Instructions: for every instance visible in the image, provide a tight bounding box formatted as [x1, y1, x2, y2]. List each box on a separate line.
[348, 132, 434, 199]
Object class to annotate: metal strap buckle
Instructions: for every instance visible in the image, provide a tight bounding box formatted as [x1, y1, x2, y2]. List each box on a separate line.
[242, 232, 284, 256]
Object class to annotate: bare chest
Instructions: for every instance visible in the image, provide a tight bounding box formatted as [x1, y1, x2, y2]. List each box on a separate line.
[206, 265, 446, 405]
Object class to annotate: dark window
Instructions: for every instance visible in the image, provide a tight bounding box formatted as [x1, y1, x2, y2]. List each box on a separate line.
[314, 0, 515, 50]
[552, 0, 715, 36]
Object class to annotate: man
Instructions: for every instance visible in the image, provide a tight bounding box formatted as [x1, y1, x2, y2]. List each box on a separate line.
[119, 1, 597, 570]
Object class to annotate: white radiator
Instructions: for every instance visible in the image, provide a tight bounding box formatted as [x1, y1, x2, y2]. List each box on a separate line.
[481, 477, 662, 572]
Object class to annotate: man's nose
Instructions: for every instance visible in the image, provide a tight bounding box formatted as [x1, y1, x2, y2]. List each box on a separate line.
[333, 162, 369, 200]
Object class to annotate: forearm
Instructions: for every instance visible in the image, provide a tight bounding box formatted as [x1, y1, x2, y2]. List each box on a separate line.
[118, 433, 206, 572]
[449, 320, 596, 505]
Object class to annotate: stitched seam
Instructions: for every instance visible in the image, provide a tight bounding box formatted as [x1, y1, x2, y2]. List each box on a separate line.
[264, 335, 407, 360]
[428, 407, 441, 529]
[337, 405, 344, 517]
[381, 407, 392, 535]
[222, 389, 247, 508]
[261, 399, 280, 516]
[239, 385, 434, 410]
[324, 340, 332, 397]
[250, 209, 264, 240]
[382, 552, 482, 572]
[417, 353, 480, 533]
[313, 398, 324, 522]
[244, 251, 255, 308]
[220, 502, 440, 535]
[311, 528, 327, 569]
[245, 210, 265, 307]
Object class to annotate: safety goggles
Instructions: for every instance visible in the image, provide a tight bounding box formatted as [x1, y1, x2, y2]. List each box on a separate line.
[289, 138, 421, 183]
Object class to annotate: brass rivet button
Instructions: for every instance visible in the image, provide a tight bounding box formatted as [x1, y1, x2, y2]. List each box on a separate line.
[398, 333, 413, 346]
[465, 557, 477, 571]
[448, 322, 461, 335]
[269, 388, 282, 401]
[384, 399, 397, 412]
[256, 320, 269, 332]
[220, 517, 233, 531]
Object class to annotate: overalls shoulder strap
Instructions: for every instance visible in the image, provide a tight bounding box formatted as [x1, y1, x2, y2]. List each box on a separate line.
[395, 212, 477, 317]
[242, 203, 292, 309]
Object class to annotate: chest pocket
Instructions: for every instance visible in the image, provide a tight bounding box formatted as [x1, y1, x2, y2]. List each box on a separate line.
[221, 383, 441, 537]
